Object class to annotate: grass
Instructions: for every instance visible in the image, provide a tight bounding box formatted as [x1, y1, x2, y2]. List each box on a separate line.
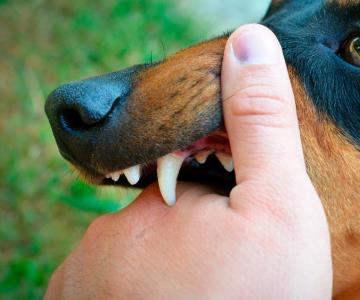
[0, 1, 207, 298]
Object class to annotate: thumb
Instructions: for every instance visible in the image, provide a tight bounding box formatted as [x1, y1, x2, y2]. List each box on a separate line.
[222, 24, 306, 184]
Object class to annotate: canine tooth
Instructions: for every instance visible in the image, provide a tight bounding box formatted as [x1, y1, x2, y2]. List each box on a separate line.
[157, 154, 185, 206]
[215, 153, 234, 172]
[195, 151, 212, 164]
[124, 165, 141, 185]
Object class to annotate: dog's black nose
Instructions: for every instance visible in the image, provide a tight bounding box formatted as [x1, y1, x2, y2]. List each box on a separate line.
[46, 71, 131, 132]
[45, 67, 140, 165]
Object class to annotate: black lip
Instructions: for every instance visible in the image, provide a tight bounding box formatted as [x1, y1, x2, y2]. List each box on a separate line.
[100, 154, 236, 190]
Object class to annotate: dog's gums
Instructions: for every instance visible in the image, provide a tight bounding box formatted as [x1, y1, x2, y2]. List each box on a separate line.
[105, 131, 232, 205]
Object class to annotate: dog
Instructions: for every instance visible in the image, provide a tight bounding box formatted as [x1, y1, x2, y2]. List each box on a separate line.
[45, 0, 360, 298]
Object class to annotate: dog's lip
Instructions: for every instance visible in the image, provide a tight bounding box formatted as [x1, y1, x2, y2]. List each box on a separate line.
[101, 154, 236, 189]
[96, 130, 235, 204]
[102, 150, 234, 205]
[100, 130, 231, 178]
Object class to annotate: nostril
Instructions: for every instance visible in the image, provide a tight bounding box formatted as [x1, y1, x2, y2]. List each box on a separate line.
[46, 68, 134, 136]
[60, 108, 94, 132]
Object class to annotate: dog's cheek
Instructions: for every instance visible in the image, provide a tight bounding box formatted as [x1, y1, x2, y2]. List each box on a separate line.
[123, 37, 228, 154]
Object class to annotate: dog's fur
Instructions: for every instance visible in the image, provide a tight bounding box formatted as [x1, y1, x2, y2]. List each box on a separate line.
[45, 1, 360, 298]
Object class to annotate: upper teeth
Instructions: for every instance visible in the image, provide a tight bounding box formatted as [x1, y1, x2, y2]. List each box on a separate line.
[195, 151, 213, 164]
[105, 151, 233, 206]
[215, 153, 234, 172]
[106, 171, 122, 182]
[105, 166, 141, 185]
[124, 165, 141, 185]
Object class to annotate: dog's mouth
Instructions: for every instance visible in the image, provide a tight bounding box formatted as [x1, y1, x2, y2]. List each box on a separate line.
[100, 130, 234, 205]
[45, 37, 231, 205]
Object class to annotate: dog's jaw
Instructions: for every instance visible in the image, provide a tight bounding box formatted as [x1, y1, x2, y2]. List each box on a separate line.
[103, 130, 232, 205]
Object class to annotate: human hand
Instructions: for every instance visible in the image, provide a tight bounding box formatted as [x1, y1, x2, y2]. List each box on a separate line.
[45, 24, 332, 299]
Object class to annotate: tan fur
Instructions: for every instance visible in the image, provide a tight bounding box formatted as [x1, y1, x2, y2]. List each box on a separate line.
[127, 37, 227, 149]
[290, 68, 360, 298]
[126, 42, 360, 298]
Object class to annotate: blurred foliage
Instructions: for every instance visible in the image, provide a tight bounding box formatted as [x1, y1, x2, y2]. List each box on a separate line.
[0, 0, 206, 298]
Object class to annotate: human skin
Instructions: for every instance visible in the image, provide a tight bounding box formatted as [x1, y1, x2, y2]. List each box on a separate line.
[45, 25, 333, 299]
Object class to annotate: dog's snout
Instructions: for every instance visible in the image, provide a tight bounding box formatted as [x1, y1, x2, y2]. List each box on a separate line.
[45, 67, 142, 166]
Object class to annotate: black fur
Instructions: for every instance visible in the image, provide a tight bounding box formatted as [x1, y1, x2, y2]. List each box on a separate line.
[263, 0, 360, 148]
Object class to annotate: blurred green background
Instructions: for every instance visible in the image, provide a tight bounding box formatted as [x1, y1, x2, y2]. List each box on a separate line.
[0, 0, 268, 298]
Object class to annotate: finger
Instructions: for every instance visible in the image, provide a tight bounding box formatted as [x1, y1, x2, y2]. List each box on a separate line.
[221, 24, 306, 184]
[130, 181, 218, 210]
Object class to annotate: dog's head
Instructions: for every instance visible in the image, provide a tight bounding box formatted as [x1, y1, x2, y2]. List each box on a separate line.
[45, 0, 360, 297]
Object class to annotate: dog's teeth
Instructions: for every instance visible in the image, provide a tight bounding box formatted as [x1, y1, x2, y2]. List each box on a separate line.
[111, 174, 120, 182]
[157, 154, 185, 206]
[124, 165, 141, 185]
[110, 171, 122, 182]
[215, 153, 234, 172]
[195, 151, 212, 164]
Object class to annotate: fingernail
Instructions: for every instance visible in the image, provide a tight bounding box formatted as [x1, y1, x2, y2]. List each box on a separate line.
[231, 26, 280, 65]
